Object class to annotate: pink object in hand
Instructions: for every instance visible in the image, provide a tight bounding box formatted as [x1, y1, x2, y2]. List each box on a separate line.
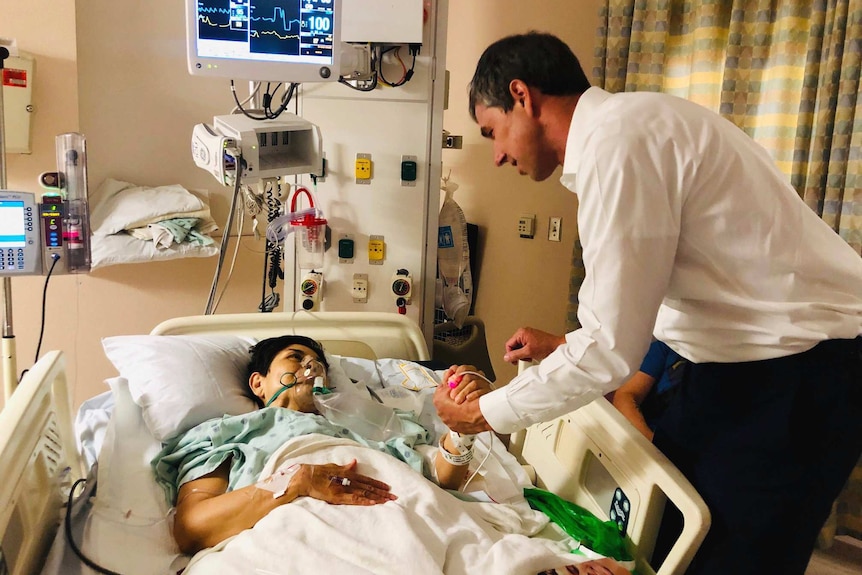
[448, 375, 462, 389]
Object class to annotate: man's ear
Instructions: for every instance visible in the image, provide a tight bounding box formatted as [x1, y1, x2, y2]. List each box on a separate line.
[508, 79, 535, 116]
[249, 372, 266, 400]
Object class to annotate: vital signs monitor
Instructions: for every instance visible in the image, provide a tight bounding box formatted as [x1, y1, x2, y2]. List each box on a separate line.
[186, 0, 342, 83]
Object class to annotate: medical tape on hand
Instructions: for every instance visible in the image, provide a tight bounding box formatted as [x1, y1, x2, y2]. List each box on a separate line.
[255, 463, 300, 499]
[438, 431, 476, 466]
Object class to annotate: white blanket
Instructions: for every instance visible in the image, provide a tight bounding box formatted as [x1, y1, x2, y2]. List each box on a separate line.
[185, 434, 579, 575]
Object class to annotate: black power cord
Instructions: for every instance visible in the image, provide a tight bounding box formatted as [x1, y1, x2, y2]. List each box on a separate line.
[230, 81, 299, 121]
[65, 477, 124, 575]
[20, 253, 61, 382]
[378, 44, 418, 87]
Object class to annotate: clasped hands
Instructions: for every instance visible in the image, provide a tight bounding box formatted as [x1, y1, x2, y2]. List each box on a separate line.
[434, 327, 566, 434]
[433, 364, 494, 435]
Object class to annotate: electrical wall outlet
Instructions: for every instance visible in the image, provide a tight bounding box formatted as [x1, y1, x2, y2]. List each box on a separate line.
[548, 216, 562, 242]
[352, 273, 368, 303]
[518, 214, 536, 239]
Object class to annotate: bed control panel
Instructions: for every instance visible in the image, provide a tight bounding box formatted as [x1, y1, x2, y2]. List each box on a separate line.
[0, 190, 42, 276]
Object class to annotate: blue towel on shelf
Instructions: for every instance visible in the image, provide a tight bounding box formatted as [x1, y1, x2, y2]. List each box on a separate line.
[150, 217, 214, 246]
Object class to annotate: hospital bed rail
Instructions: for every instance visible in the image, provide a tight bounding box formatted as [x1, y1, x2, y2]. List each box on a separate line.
[0, 351, 85, 575]
[509, 362, 711, 575]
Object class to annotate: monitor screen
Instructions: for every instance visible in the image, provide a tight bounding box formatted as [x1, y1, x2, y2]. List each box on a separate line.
[187, 0, 341, 83]
[0, 200, 26, 249]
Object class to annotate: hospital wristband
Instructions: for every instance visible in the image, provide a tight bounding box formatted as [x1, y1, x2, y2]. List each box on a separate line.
[438, 435, 474, 466]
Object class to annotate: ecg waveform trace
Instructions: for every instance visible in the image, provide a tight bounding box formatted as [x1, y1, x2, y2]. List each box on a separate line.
[197, 0, 332, 58]
[252, 6, 301, 40]
[197, 0, 246, 43]
[251, 0, 301, 55]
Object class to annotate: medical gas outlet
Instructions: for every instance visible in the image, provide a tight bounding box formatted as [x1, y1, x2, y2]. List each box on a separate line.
[299, 271, 323, 311]
[352, 273, 368, 303]
[391, 269, 412, 314]
[368, 235, 385, 264]
[355, 153, 372, 184]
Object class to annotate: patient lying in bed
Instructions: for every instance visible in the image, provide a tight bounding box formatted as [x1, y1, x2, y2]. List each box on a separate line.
[152, 335, 631, 575]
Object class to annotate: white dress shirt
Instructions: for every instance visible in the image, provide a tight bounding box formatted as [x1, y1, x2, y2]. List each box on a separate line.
[481, 87, 862, 434]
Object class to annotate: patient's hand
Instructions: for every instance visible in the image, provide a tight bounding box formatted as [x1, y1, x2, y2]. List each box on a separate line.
[296, 459, 397, 506]
[442, 364, 493, 404]
[173, 458, 395, 554]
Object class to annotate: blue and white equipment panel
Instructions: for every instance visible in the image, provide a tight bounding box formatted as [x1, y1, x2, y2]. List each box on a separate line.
[0, 191, 41, 276]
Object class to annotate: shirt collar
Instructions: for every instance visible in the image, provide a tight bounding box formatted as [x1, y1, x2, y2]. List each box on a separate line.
[562, 86, 613, 177]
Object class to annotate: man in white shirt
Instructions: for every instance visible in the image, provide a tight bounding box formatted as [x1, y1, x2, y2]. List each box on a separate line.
[434, 31, 862, 575]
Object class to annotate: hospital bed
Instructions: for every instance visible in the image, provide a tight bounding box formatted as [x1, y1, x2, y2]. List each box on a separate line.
[0, 311, 709, 575]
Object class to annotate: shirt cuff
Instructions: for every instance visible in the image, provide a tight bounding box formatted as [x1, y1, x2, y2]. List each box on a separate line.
[479, 388, 523, 435]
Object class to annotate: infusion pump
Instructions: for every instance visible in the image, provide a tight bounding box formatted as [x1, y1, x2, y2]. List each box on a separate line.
[0, 190, 86, 276]
[0, 191, 41, 275]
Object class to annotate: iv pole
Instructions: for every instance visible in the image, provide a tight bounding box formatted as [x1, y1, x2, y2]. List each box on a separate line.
[0, 44, 20, 402]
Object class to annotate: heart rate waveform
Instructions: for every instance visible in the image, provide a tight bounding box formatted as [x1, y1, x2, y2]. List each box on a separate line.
[197, 0, 248, 43]
[250, 0, 301, 56]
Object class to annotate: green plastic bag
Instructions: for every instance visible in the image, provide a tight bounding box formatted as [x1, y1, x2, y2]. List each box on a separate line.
[524, 487, 633, 562]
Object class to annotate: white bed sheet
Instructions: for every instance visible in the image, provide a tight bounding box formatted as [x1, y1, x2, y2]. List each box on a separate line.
[46, 357, 536, 575]
[185, 434, 573, 575]
[74, 390, 113, 471]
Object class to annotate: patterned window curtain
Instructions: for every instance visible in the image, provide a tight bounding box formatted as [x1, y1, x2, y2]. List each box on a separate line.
[571, 0, 862, 543]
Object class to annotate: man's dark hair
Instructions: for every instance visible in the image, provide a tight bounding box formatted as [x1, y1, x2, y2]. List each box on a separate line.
[245, 335, 329, 407]
[468, 31, 591, 121]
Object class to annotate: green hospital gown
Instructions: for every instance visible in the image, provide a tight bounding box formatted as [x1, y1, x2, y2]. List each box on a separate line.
[152, 407, 432, 505]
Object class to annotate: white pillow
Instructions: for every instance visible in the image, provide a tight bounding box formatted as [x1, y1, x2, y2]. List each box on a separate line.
[101, 333, 359, 442]
[101, 334, 258, 441]
[91, 178, 208, 235]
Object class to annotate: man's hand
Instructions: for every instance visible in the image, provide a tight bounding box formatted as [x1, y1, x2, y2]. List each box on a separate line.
[433, 383, 493, 435]
[503, 327, 566, 364]
[441, 364, 494, 404]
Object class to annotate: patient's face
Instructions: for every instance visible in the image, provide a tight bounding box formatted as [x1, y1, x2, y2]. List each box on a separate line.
[251, 344, 328, 412]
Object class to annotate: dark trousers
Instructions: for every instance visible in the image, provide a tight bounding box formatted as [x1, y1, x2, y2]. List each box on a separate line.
[653, 336, 862, 575]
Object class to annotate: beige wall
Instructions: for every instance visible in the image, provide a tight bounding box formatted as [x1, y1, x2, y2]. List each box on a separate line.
[1, 0, 602, 409]
[2, 0, 81, 407]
